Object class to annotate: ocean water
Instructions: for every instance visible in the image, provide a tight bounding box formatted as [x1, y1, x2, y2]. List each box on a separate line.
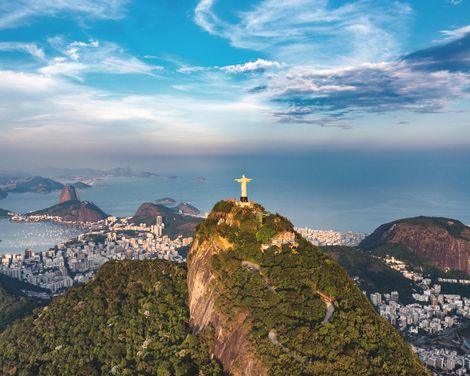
[1, 151, 469, 253]
[0, 220, 84, 254]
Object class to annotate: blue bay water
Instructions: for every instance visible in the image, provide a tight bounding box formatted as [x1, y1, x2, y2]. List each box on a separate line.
[0, 151, 469, 253]
[0, 220, 83, 254]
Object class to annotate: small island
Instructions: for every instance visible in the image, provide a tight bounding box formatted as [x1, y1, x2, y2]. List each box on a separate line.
[155, 197, 177, 206]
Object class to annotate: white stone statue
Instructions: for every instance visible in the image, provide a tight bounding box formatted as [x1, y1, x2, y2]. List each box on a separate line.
[234, 175, 252, 202]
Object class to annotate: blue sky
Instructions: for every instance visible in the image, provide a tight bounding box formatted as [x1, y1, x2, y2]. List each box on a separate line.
[0, 0, 469, 167]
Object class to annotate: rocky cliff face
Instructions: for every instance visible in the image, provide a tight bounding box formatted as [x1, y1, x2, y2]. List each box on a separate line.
[58, 185, 80, 203]
[187, 200, 428, 375]
[361, 216, 470, 274]
[188, 231, 266, 375]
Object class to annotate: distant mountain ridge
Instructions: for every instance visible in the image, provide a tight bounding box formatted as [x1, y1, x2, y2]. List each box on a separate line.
[6, 176, 64, 194]
[33, 166, 161, 179]
[0, 176, 64, 200]
[175, 202, 200, 216]
[360, 216, 470, 275]
[155, 197, 177, 206]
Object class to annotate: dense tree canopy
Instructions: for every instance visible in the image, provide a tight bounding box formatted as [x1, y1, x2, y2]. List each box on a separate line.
[193, 200, 429, 375]
[0, 260, 222, 376]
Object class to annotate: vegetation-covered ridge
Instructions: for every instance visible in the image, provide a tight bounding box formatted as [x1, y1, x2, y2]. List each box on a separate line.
[0, 274, 45, 332]
[320, 245, 419, 305]
[188, 200, 429, 375]
[0, 260, 222, 376]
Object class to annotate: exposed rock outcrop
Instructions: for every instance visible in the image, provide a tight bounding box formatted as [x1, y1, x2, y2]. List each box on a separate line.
[188, 229, 268, 375]
[361, 216, 470, 274]
[58, 185, 80, 203]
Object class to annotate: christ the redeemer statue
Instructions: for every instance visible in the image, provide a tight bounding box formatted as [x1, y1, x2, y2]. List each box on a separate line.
[235, 175, 252, 202]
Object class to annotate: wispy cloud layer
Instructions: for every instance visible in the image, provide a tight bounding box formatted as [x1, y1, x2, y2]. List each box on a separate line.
[0, 42, 45, 59]
[0, 0, 129, 28]
[194, 0, 411, 65]
[38, 37, 162, 80]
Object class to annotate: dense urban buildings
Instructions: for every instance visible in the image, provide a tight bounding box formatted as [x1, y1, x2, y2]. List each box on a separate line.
[1, 215, 191, 296]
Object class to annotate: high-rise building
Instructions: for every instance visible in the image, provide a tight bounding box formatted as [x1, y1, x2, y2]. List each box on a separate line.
[155, 216, 164, 237]
[24, 248, 33, 259]
[446, 356, 456, 371]
[370, 292, 382, 306]
[391, 291, 399, 302]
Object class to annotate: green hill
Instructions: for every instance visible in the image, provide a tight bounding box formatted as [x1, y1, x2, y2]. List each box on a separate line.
[187, 200, 429, 375]
[0, 202, 431, 375]
[0, 275, 45, 331]
[0, 260, 221, 375]
[320, 246, 419, 304]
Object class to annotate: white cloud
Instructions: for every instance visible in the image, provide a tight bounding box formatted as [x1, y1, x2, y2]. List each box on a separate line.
[441, 25, 470, 41]
[0, 70, 65, 93]
[0, 42, 45, 59]
[0, 0, 129, 29]
[221, 58, 284, 73]
[194, 0, 412, 66]
[0, 68, 272, 157]
[39, 38, 162, 79]
[177, 65, 209, 74]
[260, 61, 470, 125]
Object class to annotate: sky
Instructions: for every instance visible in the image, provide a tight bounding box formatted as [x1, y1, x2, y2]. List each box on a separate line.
[0, 0, 469, 168]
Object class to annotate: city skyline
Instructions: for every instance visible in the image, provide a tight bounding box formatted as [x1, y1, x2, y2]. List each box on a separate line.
[0, 0, 469, 168]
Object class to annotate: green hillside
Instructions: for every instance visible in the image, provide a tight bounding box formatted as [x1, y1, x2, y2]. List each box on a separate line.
[0, 275, 44, 331]
[320, 246, 419, 304]
[0, 260, 221, 376]
[189, 200, 429, 375]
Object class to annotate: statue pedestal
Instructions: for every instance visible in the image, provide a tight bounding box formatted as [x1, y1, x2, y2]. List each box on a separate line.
[240, 196, 248, 202]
